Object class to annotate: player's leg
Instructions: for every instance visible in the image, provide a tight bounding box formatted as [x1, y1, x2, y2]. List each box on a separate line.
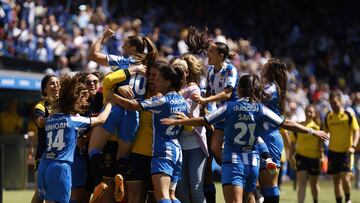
[223, 185, 243, 203]
[297, 171, 308, 203]
[152, 173, 171, 202]
[259, 134, 283, 203]
[309, 175, 319, 203]
[210, 128, 224, 164]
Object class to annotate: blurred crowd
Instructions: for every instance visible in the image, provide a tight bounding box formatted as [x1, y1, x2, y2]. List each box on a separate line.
[1, 0, 360, 131]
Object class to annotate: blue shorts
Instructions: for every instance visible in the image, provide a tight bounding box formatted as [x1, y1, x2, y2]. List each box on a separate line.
[222, 162, 259, 192]
[260, 131, 283, 169]
[38, 159, 71, 203]
[151, 157, 182, 183]
[71, 155, 87, 188]
[102, 105, 139, 142]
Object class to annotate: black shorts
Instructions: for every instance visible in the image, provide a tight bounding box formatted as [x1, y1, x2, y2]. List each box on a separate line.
[295, 154, 320, 175]
[327, 150, 353, 175]
[126, 153, 153, 191]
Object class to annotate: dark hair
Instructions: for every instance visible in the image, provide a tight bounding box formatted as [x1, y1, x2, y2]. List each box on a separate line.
[263, 58, 288, 114]
[185, 26, 210, 55]
[238, 74, 267, 102]
[54, 74, 88, 115]
[214, 42, 234, 60]
[41, 74, 58, 97]
[157, 61, 185, 92]
[127, 35, 158, 67]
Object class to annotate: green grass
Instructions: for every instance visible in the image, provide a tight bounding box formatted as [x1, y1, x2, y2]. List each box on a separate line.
[3, 180, 360, 203]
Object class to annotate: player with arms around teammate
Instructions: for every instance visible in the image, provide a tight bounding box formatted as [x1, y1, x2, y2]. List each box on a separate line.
[37, 75, 112, 203]
[325, 91, 360, 203]
[108, 61, 188, 203]
[161, 74, 328, 203]
[258, 58, 288, 203]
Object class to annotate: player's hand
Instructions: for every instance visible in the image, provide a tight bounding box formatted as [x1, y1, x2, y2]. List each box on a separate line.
[135, 64, 147, 75]
[265, 158, 277, 175]
[313, 130, 329, 141]
[117, 85, 134, 100]
[103, 28, 114, 39]
[348, 146, 355, 154]
[174, 112, 189, 120]
[160, 118, 177, 125]
[191, 94, 207, 104]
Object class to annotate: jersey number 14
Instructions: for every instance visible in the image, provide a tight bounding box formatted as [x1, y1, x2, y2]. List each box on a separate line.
[47, 129, 65, 151]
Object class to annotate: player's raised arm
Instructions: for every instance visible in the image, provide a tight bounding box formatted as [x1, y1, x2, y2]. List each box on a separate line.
[88, 28, 114, 66]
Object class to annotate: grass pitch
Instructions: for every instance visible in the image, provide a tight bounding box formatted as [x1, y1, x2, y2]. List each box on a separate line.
[3, 180, 360, 203]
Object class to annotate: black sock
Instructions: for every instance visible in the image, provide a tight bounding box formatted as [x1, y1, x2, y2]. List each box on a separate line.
[263, 196, 279, 203]
[116, 157, 130, 176]
[89, 153, 104, 186]
[336, 197, 342, 203]
[345, 193, 350, 201]
[313, 199, 318, 203]
[203, 183, 216, 203]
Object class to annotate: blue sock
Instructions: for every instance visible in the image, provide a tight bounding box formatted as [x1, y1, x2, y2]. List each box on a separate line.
[261, 187, 280, 203]
[172, 199, 181, 203]
[158, 199, 172, 203]
[261, 186, 280, 197]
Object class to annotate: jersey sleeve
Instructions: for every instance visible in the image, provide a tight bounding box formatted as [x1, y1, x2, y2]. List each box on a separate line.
[224, 64, 238, 89]
[204, 104, 227, 125]
[102, 68, 130, 90]
[262, 105, 284, 127]
[107, 54, 126, 67]
[34, 102, 46, 119]
[102, 68, 130, 104]
[264, 83, 277, 95]
[70, 116, 91, 130]
[140, 96, 167, 113]
[351, 114, 360, 130]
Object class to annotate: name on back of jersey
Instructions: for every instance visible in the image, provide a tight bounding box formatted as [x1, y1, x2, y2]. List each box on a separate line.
[238, 114, 254, 122]
[46, 121, 69, 131]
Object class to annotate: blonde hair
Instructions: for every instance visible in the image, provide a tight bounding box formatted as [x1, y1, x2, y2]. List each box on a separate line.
[181, 53, 205, 84]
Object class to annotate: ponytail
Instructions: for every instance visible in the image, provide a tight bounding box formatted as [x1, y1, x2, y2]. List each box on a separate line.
[142, 36, 158, 67]
[264, 58, 288, 114]
[128, 35, 158, 67]
[185, 26, 210, 55]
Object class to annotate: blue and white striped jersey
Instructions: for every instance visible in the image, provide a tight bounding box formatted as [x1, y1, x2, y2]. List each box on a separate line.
[206, 62, 238, 108]
[107, 54, 146, 100]
[204, 98, 284, 162]
[43, 114, 91, 163]
[263, 83, 281, 116]
[140, 91, 188, 158]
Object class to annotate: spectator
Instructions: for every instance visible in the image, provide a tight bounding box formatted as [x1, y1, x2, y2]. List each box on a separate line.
[0, 98, 23, 135]
[55, 56, 71, 76]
